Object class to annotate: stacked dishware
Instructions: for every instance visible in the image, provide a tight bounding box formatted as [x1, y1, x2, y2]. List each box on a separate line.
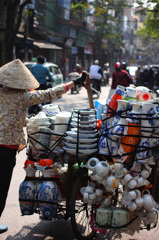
[63, 109, 99, 156]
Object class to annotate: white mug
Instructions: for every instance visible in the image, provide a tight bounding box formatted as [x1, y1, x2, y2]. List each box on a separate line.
[122, 167, 128, 176]
[107, 175, 120, 188]
[121, 195, 131, 206]
[128, 191, 137, 200]
[135, 189, 141, 198]
[80, 187, 86, 195]
[138, 177, 145, 186]
[110, 163, 123, 173]
[83, 192, 89, 201]
[143, 194, 156, 210]
[124, 174, 133, 183]
[89, 192, 97, 200]
[85, 182, 95, 193]
[135, 197, 144, 207]
[126, 179, 137, 189]
[96, 188, 103, 196]
[141, 169, 150, 179]
[128, 201, 137, 211]
[115, 169, 124, 178]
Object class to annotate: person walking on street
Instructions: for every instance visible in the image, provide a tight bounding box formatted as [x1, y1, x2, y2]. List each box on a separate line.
[0, 59, 88, 234]
[135, 65, 141, 86]
[111, 62, 132, 89]
[89, 59, 103, 96]
[140, 65, 150, 88]
[31, 55, 54, 90]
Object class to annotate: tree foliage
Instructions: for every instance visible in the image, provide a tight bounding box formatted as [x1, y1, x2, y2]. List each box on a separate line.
[134, 0, 159, 39]
[0, 0, 31, 65]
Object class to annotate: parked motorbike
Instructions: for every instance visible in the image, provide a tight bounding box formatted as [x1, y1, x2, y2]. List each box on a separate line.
[68, 72, 82, 94]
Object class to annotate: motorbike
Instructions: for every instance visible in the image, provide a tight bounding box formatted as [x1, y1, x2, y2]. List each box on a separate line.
[68, 72, 82, 94]
[90, 79, 101, 98]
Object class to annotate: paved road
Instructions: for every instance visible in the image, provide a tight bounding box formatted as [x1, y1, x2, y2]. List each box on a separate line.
[1, 84, 159, 240]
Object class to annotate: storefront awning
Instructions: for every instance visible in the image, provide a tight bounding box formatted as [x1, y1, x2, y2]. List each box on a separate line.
[33, 41, 62, 50]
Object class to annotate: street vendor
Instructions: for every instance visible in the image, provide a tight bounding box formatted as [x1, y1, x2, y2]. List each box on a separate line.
[0, 59, 88, 234]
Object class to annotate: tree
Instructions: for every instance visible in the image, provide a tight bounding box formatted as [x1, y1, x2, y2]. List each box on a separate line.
[0, 0, 32, 66]
[134, 0, 159, 38]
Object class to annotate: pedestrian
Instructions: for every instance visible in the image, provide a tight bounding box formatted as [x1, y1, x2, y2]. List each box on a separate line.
[140, 65, 150, 88]
[135, 65, 141, 86]
[31, 55, 54, 90]
[0, 59, 88, 234]
[111, 62, 132, 89]
[89, 59, 103, 96]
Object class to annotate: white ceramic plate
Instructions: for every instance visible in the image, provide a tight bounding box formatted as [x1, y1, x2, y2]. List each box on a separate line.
[65, 142, 98, 149]
[72, 114, 96, 120]
[71, 128, 97, 133]
[66, 131, 97, 138]
[71, 118, 96, 124]
[65, 136, 98, 143]
[63, 146, 98, 155]
[73, 109, 96, 115]
[71, 122, 97, 128]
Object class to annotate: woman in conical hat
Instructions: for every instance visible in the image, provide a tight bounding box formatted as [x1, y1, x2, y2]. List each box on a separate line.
[0, 59, 88, 234]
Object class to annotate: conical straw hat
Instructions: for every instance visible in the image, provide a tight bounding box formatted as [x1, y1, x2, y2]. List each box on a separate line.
[0, 59, 39, 90]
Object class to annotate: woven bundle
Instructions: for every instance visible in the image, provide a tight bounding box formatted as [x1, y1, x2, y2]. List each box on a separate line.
[0, 59, 39, 90]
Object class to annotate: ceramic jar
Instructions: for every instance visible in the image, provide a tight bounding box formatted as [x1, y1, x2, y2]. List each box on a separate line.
[111, 208, 129, 230]
[126, 102, 141, 124]
[108, 85, 125, 117]
[136, 86, 153, 102]
[124, 87, 137, 101]
[96, 207, 112, 227]
[37, 169, 61, 218]
[19, 166, 36, 215]
[140, 103, 154, 137]
[112, 99, 129, 128]
[136, 137, 151, 164]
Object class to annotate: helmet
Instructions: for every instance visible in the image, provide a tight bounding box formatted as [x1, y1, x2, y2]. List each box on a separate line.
[76, 63, 80, 67]
[143, 65, 148, 71]
[94, 60, 99, 65]
[114, 62, 121, 69]
[121, 62, 127, 69]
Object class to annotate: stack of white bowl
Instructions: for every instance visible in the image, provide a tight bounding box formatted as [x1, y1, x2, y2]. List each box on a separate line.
[63, 109, 99, 156]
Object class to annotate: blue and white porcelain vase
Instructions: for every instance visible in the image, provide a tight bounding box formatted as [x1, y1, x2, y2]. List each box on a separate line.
[37, 169, 60, 218]
[19, 166, 36, 215]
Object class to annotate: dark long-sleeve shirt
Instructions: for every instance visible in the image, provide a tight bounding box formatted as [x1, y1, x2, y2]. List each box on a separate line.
[111, 70, 132, 89]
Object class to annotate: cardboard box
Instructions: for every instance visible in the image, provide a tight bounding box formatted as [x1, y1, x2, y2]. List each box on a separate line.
[95, 99, 107, 120]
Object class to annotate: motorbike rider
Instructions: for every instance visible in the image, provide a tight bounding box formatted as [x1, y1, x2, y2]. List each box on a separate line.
[0, 59, 88, 234]
[89, 59, 103, 96]
[73, 63, 82, 74]
[111, 62, 132, 89]
[121, 62, 131, 78]
[103, 63, 110, 85]
[31, 55, 54, 90]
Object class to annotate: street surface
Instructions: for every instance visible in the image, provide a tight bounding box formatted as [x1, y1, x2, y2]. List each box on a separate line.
[1, 83, 159, 240]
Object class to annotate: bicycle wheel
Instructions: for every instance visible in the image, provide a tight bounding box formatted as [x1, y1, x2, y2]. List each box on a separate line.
[70, 168, 96, 240]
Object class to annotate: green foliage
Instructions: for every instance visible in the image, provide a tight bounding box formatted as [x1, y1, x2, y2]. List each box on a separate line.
[135, 0, 159, 39]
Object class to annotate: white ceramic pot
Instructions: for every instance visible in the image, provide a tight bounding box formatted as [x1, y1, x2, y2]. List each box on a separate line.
[95, 161, 110, 177]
